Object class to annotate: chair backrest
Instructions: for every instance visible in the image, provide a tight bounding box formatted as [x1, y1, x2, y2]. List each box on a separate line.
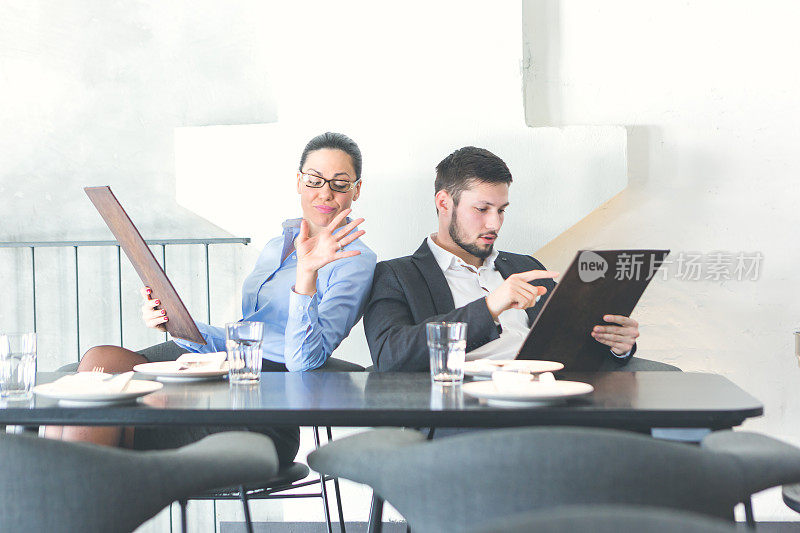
[309, 427, 751, 533]
[701, 430, 800, 492]
[469, 505, 738, 533]
[0, 431, 278, 533]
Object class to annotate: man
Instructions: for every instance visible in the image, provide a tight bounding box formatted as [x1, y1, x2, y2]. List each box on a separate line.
[364, 146, 639, 371]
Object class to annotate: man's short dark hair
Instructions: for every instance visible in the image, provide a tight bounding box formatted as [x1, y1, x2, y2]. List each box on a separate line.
[434, 146, 513, 205]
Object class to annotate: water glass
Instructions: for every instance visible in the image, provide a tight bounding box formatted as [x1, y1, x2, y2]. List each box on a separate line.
[0, 333, 37, 399]
[426, 322, 467, 384]
[226, 322, 264, 383]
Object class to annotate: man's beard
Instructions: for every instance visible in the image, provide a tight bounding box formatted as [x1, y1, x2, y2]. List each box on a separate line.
[448, 208, 496, 260]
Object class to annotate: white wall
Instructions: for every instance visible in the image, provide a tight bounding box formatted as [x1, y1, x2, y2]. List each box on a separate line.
[523, 0, 800, 521]
[0, 1, 274, 368]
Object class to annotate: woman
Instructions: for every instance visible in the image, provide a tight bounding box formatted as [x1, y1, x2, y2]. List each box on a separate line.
[46, 132, 377, 466]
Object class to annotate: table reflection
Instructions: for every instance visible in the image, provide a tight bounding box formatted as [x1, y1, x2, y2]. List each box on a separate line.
[0, 396, 34, 409]
[230, 383, 262, 409]
[584, 371, 639, 409]
[430, 383, 464, 410]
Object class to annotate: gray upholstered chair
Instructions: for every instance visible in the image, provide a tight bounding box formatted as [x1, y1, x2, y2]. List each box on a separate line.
[608, 356, 681, 371]
[469, 505, 738, 533]
[53, 358, 362, 532]
[701, 429, 800, 526]
[185, 427, 345, 533]
[184, 360, 365, 533]
[0, 430, 278, 533]
[782, 483, 800, 515]
[308, 427, 800, 533]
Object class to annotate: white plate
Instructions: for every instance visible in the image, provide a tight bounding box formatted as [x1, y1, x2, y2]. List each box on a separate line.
[463, 359, 564, 379]
[33, 380, 163, 406]
[133, 361, 229, 381]
[462, 379, 593, 406]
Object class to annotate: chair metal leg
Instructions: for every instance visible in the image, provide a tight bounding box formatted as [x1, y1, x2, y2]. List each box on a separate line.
[744, 497, 756, 529]
[327, 426, 347, 533]
[367, 493, 384, 533]
[314, 427, 334, 533]
[332, 477, 346, 532]
[178, 500, 188, 533]
[239, 485, 254, 533]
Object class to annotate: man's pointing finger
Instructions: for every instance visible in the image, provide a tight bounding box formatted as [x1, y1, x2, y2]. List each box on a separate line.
[517, 270, 560, 282]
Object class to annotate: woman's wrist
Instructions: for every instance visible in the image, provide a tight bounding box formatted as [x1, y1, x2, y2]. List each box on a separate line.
[294, 265, 318, 295]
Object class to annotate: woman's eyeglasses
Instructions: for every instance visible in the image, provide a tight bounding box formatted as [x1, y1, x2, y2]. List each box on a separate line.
[299, 172, 360, 193]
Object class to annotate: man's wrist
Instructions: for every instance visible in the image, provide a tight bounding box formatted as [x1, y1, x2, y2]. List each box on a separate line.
[484, 296, 502, 321]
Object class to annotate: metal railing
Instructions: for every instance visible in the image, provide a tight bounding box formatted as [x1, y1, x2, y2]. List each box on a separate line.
[0, 238, 250, 361]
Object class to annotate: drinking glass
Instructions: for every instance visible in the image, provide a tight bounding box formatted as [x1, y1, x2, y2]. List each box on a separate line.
[426, 322, 467, 384]
[0, 333, 37, 399]
[226, 322, 264, 383]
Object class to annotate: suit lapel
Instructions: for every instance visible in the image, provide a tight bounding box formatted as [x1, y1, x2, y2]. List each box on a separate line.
[495, 252, 550, 326]
[410, 240, 456, 315]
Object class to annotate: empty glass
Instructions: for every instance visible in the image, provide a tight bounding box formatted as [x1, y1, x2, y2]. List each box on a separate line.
[226, 322, 264, 383]
[426, 322, 467, 385]
[0, 333, 37, 399]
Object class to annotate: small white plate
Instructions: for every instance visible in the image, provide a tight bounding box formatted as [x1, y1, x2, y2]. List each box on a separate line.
[133, 361, 229, 382]
[462, 379, 593, 406]
[33, 380, 163, 406]
[464, 359, 564, 379]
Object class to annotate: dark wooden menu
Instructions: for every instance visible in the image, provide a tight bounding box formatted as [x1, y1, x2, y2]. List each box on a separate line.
[84, 186, 205, 345]
[517, 249, 669, 369]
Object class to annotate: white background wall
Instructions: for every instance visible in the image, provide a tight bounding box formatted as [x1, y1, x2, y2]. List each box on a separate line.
[0, 1, 273, 368]
[1, 0, 798, 528]
[523, 0, 800, 521]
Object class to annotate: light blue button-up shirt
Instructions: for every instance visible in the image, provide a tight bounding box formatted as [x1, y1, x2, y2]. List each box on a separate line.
[173, 218, 377, 371]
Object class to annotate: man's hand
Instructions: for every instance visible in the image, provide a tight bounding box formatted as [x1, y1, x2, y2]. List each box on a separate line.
[591, 315, 639, 355]
[485, 270, 559, 321]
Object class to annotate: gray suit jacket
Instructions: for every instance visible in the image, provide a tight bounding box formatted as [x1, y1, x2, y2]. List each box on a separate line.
[364, 240, 634, 371]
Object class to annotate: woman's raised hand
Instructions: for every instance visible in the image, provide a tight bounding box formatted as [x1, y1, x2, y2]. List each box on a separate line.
[294, 209, 365, 295]
[140, 286, 168, 332]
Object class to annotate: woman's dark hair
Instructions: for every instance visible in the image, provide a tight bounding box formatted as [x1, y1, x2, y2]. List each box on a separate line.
[299, 132, 363, 180]
[434, 146, 513, 204]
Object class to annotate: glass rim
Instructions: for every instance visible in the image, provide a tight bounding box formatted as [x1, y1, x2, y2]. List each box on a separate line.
[225, 321, 263, 328]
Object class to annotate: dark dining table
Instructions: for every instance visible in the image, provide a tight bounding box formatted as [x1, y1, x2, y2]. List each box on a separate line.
[1, 370, 763, 533]
[0, 371, 762, 431]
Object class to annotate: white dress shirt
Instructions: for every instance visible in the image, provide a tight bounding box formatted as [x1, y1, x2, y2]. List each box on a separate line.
[427, 235, 532, 360]
[426, 235, 629, 361]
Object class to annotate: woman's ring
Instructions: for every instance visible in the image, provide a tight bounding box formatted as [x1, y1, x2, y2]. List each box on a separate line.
[337, 241, 342, 251]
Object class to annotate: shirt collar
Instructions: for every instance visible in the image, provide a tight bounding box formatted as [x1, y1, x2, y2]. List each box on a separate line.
[282, 218, 303, 234]
[426, 234, 499, 273]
